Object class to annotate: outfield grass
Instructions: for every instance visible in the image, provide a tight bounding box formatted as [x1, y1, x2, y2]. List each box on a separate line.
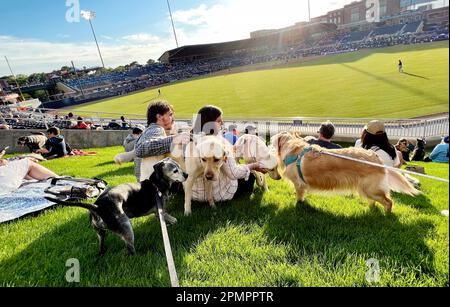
[0, 146, 448, 287]
[72, 41, 449, 119]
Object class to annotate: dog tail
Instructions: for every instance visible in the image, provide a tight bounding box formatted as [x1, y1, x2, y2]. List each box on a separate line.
[387, 170, 421, 196]
[45, 197, 98, 211]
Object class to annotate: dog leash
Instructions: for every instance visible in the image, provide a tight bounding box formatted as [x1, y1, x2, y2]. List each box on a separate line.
[154, 189, 180, 287]
[320, 151, 449, 183]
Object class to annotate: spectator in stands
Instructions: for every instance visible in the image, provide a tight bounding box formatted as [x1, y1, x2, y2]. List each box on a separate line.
[308, 121, 342, 150]
[107, 119, 122, 130]
[75, 117, 91, 130]
[0, 157, 58, 196]
[120, 116, 130, 130]
[67, 112, 78, 129]
[36, 127, 70, 159]
[424, 136, 449, 163]
[134, 100, 191, 181]
[123, 125, 144, 153]
[190, 105, 268, 203]
[224, 124, 239, 145]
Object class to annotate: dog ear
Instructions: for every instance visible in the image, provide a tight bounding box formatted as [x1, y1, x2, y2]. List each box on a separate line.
[153, 162, 164, 179]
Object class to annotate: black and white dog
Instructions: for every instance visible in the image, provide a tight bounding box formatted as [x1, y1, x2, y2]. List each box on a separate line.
[46, 158, 188, 255]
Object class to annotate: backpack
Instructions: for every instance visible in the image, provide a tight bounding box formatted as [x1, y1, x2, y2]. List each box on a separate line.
[44, 177, 107, 202]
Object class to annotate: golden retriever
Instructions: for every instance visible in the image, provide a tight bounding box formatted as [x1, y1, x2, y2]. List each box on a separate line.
[234, 134, 281, 191]
[272, 132, 420, 213]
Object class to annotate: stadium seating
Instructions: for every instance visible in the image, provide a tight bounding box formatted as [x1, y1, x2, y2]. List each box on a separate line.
[402, 21, 423, 34]
[371, 24, 404, 37]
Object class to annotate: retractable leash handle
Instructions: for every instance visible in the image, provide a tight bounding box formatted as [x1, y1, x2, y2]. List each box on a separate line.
[155, 192, 180, 288]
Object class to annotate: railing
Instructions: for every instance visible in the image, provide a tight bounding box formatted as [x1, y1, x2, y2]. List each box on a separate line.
[1, 106, 448, 139]
[220, 116, 449, 140]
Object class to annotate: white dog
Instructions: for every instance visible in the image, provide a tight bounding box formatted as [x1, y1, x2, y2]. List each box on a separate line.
[234, 134, 281, 191]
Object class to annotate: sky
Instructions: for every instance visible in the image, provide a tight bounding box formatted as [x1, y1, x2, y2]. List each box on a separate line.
[0, 0, 444, 76]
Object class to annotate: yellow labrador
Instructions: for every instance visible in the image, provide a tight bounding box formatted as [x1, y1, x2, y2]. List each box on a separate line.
[182, 135, 229, 216]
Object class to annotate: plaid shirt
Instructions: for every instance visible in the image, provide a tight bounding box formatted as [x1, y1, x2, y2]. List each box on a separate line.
[134, 123, 173, 180]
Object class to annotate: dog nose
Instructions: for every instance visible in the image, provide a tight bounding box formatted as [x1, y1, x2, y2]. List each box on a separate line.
[183, 173, 189, 179]
[205, 173, 214, 181]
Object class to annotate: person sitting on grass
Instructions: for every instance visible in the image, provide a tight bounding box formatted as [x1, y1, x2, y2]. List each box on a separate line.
[0, 154, 57, 196]
[424, 136, 449, 163]
[308, 121, 342, 150]
[123, 125, 145, 153]
[36, 127, 70, 159]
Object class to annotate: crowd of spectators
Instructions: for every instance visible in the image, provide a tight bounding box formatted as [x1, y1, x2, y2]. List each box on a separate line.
[58, 21, 448, 104]
[0, 106, 146, 131]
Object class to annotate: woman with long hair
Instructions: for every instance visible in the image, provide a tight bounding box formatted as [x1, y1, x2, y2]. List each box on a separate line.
[191, 105, 266, 203]
[361, 120, 400, 167]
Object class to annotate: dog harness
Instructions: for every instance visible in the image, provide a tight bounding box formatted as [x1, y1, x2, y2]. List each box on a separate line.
[284, 147, 313, 184]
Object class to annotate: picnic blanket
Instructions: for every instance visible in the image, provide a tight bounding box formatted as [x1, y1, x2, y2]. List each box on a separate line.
[0, 177, 106, 224]
[0, 181, 55, 224]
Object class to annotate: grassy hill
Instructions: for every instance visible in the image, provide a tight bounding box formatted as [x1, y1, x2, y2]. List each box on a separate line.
[0, 146, 448, 287]
[72, 41, 449, 119]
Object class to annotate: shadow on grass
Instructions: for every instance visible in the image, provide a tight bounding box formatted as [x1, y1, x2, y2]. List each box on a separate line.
[95, 161, 116, 167]
[262, 200, 435, 269]
[297, 42, 448, 68]
[392, 192, 439, 214]
[403, 72, 430, 80]
[0, 187, 438, 287]
[341, 64, 447, 105]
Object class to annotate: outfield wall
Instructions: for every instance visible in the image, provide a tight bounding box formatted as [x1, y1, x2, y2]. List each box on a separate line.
[0, 130, 130, 154]
[0, 128, 443, 155]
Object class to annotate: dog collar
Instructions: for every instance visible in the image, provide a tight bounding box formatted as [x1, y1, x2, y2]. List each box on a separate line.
[284, 147, 313, 184]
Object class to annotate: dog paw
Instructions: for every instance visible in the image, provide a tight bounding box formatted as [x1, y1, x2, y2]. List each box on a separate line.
[164, 213, 178, 225]
[114, 156, 123, 165]
[184, 210, 192, 216]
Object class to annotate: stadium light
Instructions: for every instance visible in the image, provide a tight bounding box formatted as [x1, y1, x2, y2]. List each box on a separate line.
[4, 56, 25, 102]
[81, 10, 106, 68]
[167, 0, 179, 48]
[308, 0, 311, 22]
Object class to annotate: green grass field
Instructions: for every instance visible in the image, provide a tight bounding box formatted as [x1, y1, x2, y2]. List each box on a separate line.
[0, 146, 448, 287]
[72, 41, 449, 119]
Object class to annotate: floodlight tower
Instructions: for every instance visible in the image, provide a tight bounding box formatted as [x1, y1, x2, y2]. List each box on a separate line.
[81, 10, 106, 68]
[167, 0, 179, 48]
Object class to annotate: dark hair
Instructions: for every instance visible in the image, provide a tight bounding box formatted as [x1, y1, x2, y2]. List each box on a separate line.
[68, 112, 74, 118]
[132, 127, 143, 135]
[147, 100, 173, 125]
[319, 121, 335, 139]
[193, 105, 223, 135]
[47, 127, 60, 136]
[361, 130, 397, 160]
